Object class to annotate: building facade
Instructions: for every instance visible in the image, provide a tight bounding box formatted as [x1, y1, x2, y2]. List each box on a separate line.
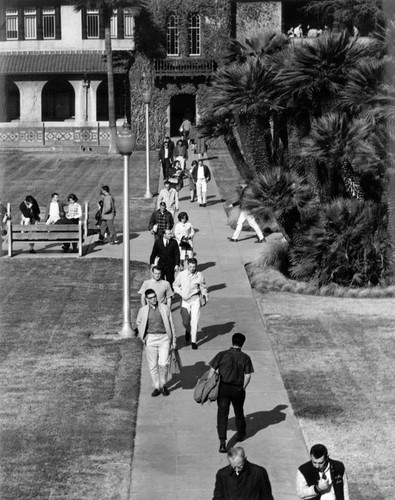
[0, 1, 316, 149]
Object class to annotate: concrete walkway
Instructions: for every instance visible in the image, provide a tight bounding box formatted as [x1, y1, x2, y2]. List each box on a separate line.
[128, 153, 308, 500]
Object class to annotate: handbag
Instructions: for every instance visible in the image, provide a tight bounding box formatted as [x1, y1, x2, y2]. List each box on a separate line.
[169, 348, 182, 375]
[180, 238, 191, 250]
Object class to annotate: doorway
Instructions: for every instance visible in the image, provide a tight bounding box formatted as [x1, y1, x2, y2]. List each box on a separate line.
[170, 94, 196, 137]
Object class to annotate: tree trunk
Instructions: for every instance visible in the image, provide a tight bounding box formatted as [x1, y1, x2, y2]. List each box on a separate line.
[223, 128, 254, 181]
[236, 114, 272, 174]
[104, 24, 118, 154]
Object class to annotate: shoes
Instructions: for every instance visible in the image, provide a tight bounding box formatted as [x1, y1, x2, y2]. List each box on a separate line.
[162, 386, 170, 396]
[111, 240, 120, 245]
[227, 237, 237, 242]
[185, 331, 191, 343]
[202, 203, 207, 207]
[237, 432, 247, 442]
[29, 249, 36, 254]
[151, 388, 161, 397]
[199, 204, 202, 207]
[255, 238, 265, 243]
[219, 442, 227, 453]
[191, 342, 198, 350]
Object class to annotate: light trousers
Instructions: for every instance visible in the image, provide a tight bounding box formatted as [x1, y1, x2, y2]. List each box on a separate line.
[196, 179, 207, 205]
[232, 211, 264, 240]
[145, 334, 170, 389]
[180, 296, 201, 342]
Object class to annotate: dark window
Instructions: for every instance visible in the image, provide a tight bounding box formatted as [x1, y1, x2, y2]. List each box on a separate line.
[42, 80, 75, 121]
[167, 14, 179, 56]
[188, 13, 201, 56]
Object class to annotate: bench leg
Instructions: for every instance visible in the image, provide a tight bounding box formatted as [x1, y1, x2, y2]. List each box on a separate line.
[7, 221, 12, 257]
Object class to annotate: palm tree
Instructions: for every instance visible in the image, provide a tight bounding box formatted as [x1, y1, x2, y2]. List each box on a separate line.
[72, 0, 147, 154]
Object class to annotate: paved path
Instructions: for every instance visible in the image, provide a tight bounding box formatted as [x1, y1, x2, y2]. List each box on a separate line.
[127, 153, 308, 500]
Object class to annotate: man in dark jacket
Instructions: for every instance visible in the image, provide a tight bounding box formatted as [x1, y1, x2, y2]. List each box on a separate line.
[148, 202, 174, 240]
[213, 446, 273, 500]
[158, 136, 174, 179]
[191, 159, 211, 207]
[149, 228, 180, 286]
[297, 444, 349, 500]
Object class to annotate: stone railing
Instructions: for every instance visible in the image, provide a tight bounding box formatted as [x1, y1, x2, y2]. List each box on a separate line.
[153, 58, 216, 78]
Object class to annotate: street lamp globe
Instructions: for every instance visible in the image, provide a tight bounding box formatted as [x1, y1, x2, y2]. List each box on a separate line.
[116, 121, 136, 156]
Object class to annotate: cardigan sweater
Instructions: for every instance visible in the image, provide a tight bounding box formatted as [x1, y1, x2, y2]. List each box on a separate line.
[298, 459, 346, 500]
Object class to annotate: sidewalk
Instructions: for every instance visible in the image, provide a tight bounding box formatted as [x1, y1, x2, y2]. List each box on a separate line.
[128, 151, 308, 500]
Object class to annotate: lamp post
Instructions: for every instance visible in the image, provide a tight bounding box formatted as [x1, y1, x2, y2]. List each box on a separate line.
[116, 121, 136, 338]
[143, 90, 153, 198]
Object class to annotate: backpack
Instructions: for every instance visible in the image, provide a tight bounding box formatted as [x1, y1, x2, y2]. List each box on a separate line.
[194, 369, 220, 404]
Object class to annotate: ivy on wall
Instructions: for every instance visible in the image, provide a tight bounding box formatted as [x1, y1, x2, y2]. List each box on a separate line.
[237, 2, 282, 41]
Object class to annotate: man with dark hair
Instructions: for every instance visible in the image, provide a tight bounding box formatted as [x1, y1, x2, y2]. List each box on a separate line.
[208, 333, 254, 453]
[148, 202, 174, 240]
[212, 446, 273, 500]
[158, 136, 174, 179]
[157, 179, 179, 219]
[136, 289, 176, 397]
[149, 228, 180, 286]
[98, 185, 118, 245]
[173, 257, 208, 350]
[297, 444, 350, 499]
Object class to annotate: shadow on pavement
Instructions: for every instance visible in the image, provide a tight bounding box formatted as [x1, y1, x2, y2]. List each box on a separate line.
[168, 361, 209, 391]
[198, 261, 216, 272]
[198, 321, 235, 347]
[208, 283, 226, 293]
[226, 404, 288, 448]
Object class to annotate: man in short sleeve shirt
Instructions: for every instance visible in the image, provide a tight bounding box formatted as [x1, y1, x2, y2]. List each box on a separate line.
[208, 333, 254, 453]
[138, 266, 174, 307]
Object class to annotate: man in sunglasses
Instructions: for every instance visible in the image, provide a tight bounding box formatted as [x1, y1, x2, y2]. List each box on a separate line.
[297, 444, 350, 499]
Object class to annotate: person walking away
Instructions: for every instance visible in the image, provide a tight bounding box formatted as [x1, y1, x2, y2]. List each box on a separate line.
[191, 159, 211, 207]
[174, 211, 195, 269]
[136, 290, 176, 397]
[149, 228, 180, 287]
[174, 138, 188, 170]
[173, 257, 208, 350]
[297, 443, 350, 500]
[19, 195, 40, 254]
[148, 202, 174, 241]
[228, 184, 265, 243]
[98, 185, 118, 245]
[157, 180, 179, 219]
[138, 266, 174, 307]
[45, 192, 64, 225]
[158, 136, 174, 179]
[207, 333, 254, 453]
[60, 193, 82, 253]
[212, 446, 273, 500]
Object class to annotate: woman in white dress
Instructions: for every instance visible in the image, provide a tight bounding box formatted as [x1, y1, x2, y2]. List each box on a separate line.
[174, 211, 195, 269]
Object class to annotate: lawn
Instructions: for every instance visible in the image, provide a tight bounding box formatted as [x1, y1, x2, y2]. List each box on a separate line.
[0, 258, 148, 499]
[0, 151, 160, 232]
[255, 291, 395, 500]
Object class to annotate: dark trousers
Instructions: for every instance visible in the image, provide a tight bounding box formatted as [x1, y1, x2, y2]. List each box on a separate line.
[57, 218, 78, 251]
[161, 159, 172, 179]
[217, 383, 246, 441]
[163, 267, 175, 287]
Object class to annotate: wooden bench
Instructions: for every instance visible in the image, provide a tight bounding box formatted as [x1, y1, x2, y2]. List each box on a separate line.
[4, 202, 90, 257]
[7, 221, 84, 257]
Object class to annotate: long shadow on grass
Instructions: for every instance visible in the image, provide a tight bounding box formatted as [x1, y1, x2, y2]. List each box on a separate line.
[226, 405, 288, 448]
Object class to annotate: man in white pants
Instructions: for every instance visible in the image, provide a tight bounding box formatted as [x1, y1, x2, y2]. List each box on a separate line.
[228, 184, 265, 243]
[173, 258, 208, 350]
[191, 159, 211, 207]
[136, 289, 177, 397]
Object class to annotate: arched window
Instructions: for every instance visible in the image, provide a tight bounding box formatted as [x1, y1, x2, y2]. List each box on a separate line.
[0, 79, 20, 122]
[96, 78, 124, 122]
[167, 14, 179, 56]
[188, 13, 201, 56]
[42, 79, 75, 121]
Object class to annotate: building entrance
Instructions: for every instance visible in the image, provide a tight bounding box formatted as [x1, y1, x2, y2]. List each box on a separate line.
[170, 94, 196, 137]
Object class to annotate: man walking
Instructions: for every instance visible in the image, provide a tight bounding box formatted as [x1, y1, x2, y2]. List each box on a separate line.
[148, 202, 174, 240]
[157, 180, 179, 219]
[213, 446, 274, 500]
[98, 185, 118, 244]
[158, 136, 174, 179]
[191, 159, 211, 207]
[208, 333, 254, 452]
[297, 444, 350, 500]
[228, 184, 265, 243]
[149, 228, 180, 286]
[136, 290, 176, 397]
[138, 266, 174, 307]
[173, 258, 208, 350]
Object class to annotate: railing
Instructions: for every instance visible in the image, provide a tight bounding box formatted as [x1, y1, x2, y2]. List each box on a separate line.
[154, 58, 216, 77]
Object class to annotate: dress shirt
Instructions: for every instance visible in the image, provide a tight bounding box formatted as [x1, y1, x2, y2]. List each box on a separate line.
[49, 201, 60, 221]
[197, 165, 206, 180]
[173, 269, 207, 301]
[164, 146, 169, 159]
[296, 464, 350, 500]
[209, 347, 254, 386]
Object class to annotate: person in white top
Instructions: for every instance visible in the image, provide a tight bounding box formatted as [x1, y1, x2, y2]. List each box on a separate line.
[173, 258, 208, 350]
[296, 444, 350, 500]
[157, 180, 179, 219]
[174, 211, 195, 268]
[294, 24, 303, 37]
[45, 192, 63, 225]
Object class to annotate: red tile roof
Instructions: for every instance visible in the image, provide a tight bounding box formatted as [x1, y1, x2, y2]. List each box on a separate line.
[0, 51, 124, 75]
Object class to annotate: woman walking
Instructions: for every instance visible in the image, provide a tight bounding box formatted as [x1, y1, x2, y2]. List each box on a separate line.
[174, 212, 195, 269]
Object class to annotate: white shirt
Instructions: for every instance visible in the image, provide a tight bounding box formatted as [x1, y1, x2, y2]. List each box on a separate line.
[164, 146, 169, 159]
[49, 201, 60, 221]
[197, 165, 205, 180]
[296, 464, 349, 500]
